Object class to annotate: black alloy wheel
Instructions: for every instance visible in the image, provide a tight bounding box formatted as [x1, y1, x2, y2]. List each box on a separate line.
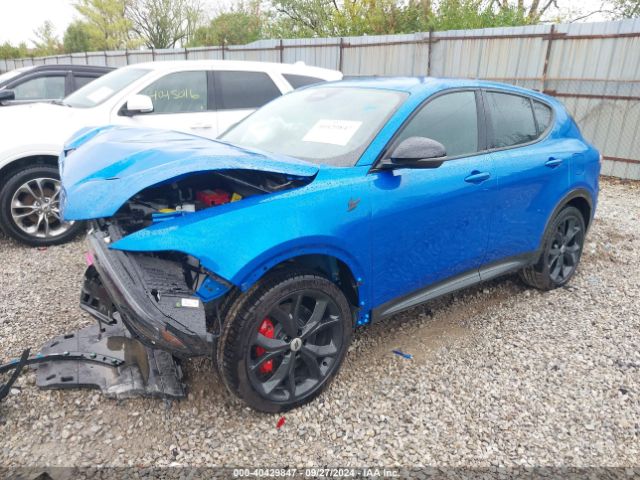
[520, 205, 586, 290]
[216, 270, 353, 412]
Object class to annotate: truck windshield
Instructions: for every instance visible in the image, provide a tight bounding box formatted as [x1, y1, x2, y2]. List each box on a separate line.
[65, 68, 150, 108]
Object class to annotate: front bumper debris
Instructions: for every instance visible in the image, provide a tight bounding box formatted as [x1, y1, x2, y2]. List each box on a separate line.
[35, 319, 185, 399]
[84, 226, 212, 357]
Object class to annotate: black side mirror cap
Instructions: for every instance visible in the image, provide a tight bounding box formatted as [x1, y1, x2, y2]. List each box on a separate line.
[0, 89, 16, 103]
[385, 136, 447, 169]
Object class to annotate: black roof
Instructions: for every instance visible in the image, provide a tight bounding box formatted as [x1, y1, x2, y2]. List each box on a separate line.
[18, 64, 114, 73]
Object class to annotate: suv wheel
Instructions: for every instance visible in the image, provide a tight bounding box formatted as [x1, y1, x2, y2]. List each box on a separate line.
[0, 165, 83, 246]
[216, 270, 353, 412]
[520, 205, 586, 290]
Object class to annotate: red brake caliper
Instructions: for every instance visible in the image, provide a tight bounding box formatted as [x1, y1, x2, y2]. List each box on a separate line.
[256, 317, 275, 374]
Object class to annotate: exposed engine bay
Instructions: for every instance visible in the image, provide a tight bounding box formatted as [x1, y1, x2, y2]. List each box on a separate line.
[110, 169, 311, 234]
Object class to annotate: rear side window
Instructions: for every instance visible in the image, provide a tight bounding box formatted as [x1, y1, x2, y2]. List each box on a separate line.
[533, 100, 553, 134]
[394, 90, 479, 157]
[283, 74, 325, 89]
[215, 71, 281, 110]
[140, 71, 208, 114]
[486, 92, 537, 148]
[12, 75, 65, 100]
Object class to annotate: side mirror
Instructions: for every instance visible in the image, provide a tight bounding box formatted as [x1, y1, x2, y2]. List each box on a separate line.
[0, 89, 16, 103]
[122, 94, 153, 116]
[386, 136, 447, 169]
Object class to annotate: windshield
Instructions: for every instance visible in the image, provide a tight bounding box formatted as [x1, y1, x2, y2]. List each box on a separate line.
[220, 86, 407, 167]
[65, 67, 150, 108]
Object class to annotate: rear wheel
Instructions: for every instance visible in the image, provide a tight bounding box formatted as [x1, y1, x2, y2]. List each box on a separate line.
[0, 165, 84, 246]
[520, 206, 586, 290]
[216, 270, 353, 412]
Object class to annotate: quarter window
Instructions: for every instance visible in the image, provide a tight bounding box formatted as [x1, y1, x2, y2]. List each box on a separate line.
[533, 100, 553, 134]
[214, 71, 281, 110]
[394, 91, 479, 157]
[12, 76, 65, 100]
[486, 92, 537, 148]
[283, 74, 325, 89]
[140, 71, 207, 114]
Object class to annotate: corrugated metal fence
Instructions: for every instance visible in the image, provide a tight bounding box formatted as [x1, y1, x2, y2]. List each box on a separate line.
[2, 19, 640, 179]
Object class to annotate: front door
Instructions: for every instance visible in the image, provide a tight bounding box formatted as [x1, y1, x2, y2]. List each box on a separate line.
[115, 70, 219, 139]
[369, 89, 495, 307]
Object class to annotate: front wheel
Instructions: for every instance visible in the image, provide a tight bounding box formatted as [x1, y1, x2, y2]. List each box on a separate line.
[520, 205, 586, 290]
[0, 165, 84, 246]
[216, 270, 353, 412]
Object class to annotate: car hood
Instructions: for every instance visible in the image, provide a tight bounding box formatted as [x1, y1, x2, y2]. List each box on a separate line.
[0, 102, 92, 149]
[60, 126, 320, 220]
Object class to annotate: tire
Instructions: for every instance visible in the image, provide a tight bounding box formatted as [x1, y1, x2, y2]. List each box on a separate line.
[520, 206, 586, 291]
[0, 165, 84, 246]
[216, 269, 353, 412]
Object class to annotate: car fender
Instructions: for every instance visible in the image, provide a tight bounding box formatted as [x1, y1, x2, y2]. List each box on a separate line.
[110, 168, 373, 307]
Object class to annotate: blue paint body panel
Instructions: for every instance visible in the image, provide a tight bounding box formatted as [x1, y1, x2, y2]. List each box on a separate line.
[60, 78, 600, 322]
[60, 126, 319, 220]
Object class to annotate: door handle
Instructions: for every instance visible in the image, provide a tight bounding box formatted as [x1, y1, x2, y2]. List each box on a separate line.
[464, 171, 491, 184]
[191, 123, 212, 129]
[545, 157, 563, 168]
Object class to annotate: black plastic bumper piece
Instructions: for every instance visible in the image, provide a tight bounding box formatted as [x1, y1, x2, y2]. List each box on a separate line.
[35, 320, 186, 399]
[84, 229, 212, 357]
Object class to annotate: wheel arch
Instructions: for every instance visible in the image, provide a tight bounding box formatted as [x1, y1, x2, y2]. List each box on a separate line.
[540, 188, 593, 251]
[0, 154, 59, 189]
[233, 245, 366, 311]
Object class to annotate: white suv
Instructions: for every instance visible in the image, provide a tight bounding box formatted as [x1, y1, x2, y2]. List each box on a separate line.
[0, 60, 342, 246]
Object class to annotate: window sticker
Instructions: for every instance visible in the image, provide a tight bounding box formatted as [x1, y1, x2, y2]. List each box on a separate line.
[86, 86, 114, 104]
[302, 119, 362, 146]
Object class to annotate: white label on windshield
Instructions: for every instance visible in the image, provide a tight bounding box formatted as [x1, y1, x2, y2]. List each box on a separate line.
[86, 86, 113, 104]
[302, 119, 362, 146]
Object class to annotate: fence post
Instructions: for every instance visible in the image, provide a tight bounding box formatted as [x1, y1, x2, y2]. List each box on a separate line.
[427, 28, 434, 76]
[279, 38, 283, 63]
[542, 24, 555, 93]
[338, 37, 344, 72]
[185, 47, 189, 60]
[221, 42, 225, 60]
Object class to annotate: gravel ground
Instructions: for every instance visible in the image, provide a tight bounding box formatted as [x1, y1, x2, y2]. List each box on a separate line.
[0, 178, 638, 470]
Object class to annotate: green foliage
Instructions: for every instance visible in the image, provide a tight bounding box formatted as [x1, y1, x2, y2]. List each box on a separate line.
[63, 21, 99, 53]
[127, 0, 203, 49]
[189, 10, 263, 46]
[0, 42, 28, 59]
[73, 0, 136, 50]
[32, 21, 63, 56]
[609, 0, 640, 18]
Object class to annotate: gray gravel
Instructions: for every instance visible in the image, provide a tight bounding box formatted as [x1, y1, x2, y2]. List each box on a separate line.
[0, 178, 639, 468]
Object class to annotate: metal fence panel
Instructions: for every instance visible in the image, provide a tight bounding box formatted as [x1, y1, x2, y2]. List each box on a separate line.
[1, 19, 639, 178]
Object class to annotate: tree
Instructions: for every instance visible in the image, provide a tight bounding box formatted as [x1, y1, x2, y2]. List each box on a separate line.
[73, 0, 135, 50]
[32, 21, 62, 56]
[189, 10, 263, 46]
[63, 20, 98, 53]
[0, 42, 29, 59]
[127, 0, 203, 48]
[609, 0, 640, 18]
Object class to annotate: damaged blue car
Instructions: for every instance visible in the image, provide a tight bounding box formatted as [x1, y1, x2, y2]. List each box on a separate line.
[61, 78, 600, 412]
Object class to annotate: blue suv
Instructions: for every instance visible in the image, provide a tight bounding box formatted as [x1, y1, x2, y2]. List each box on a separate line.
[61, 78, 600, 411]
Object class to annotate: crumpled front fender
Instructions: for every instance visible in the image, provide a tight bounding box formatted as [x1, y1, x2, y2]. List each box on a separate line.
[110, 169, 372, 308]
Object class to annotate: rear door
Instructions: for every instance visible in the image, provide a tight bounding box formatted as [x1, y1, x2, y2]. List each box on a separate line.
[484, 90, 570, 264]
[213, 70, 284, 135]
[116, 70, 217, 139]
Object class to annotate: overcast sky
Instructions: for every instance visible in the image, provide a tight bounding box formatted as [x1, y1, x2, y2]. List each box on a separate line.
[1, 0, 611, 47]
